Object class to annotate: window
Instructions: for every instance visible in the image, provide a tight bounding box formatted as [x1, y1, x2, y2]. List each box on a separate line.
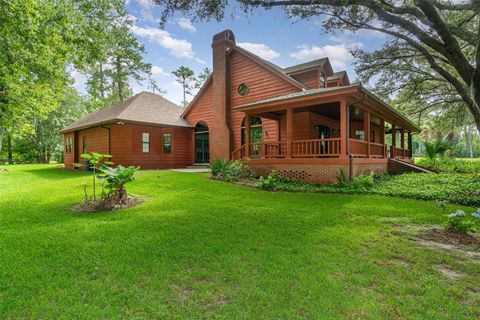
[142, 132, 150, 153]
[82, 136, 87, 154]
[69, 138, 73, 153]
[355, 130, 365, 140]
[319, 73, 326, 88]
[371, 130, 376, 143]
[65, 139, 69, 153]
[238, 83, 249, 96]
[163, 133, 172, 153]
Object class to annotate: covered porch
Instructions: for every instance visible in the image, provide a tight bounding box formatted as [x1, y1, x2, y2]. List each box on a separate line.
[231, 86, 418, 162]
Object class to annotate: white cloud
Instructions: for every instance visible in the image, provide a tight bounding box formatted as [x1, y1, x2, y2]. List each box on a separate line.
[289, 42, 363, 70]
[151, 65, 168, 77]
[177, 18, 197, 32]
[130, 25, 205, 63]
[69, 67, 87, 92]
[237, 42, 280, 60]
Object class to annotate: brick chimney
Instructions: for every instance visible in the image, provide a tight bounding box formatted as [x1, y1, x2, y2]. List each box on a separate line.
[211, 30, 235, 160]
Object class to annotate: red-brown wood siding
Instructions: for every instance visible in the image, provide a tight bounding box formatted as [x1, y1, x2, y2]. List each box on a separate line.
[229, 50, 301, 107]
[63, 132, 75, 169]
[229, 50, 301, 149]
[185, 80, 214, 131]
[291, 70, 319, 89]
[64, 124, 192, 169]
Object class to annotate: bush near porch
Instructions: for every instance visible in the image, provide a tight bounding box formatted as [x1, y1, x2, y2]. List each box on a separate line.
[214, 161, 480, 207]
[1, 164, 480, 319]
[415, 157, 480, 174]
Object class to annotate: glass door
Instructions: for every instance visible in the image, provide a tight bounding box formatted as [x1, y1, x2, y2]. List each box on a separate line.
[195, 133, 209, 163]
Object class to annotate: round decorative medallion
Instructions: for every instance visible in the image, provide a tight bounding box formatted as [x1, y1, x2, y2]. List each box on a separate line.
[238, 83, 249, 97]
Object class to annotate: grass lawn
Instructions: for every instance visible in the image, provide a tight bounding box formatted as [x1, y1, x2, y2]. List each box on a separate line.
[1, 165, 479, 319]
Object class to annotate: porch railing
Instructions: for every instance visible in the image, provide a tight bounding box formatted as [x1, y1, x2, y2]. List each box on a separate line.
[349, 139, 368, 157]
[370, 142, 387, 158]
[291, 138, 341, 157]
[390, 146, 411, 159]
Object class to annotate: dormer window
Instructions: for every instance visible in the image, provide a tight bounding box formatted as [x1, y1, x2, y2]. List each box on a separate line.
[319, 73, 326, 88]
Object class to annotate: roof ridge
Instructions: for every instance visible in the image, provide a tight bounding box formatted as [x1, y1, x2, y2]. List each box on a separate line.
[116, 92, 147, 119]
[283, 57, 329, 73]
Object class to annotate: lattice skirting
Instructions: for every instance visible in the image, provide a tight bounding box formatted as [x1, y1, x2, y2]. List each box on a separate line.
[249, 163, 388, 184]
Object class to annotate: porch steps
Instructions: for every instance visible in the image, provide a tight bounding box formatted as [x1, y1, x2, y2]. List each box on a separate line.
[388, 159, 435, 174]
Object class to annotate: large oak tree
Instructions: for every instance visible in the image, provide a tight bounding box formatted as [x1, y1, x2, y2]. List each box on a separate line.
[153, 0, 480, 134]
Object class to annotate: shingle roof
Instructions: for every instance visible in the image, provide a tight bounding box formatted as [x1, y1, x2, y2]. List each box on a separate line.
[283, 58, 329, 74]
[61, 92, 191, 133]
[327, 71, 347, 80]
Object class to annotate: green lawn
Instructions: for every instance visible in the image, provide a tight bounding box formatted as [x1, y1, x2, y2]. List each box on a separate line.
[1, 165, 479, 319]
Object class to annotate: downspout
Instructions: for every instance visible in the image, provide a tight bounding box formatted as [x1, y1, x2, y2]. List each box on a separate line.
[346, 93, 368, 180]
[99, 124, 111, 155]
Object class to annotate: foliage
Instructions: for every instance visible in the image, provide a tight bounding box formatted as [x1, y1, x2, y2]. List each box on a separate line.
[98, 165, 139, 205]
[256, 171, 291, 191]
[172, 66, 195, 107]
[252, 170, 480, 207]
[444, 209, 480, 234]
[416, 157, 480, 174]
[210, 159, 253, 182]
[424, 140, 449, 160]
[335, 168, 347, 186]
[80, 152, 113, 200]
[194, 67, 212, 89]
[153, 1, 480, 135]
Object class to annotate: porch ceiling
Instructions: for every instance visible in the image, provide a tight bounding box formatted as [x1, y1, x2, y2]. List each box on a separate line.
[233, 84, 420, 132]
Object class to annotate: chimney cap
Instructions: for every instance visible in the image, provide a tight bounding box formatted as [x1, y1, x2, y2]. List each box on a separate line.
[212, 29, 235, 45]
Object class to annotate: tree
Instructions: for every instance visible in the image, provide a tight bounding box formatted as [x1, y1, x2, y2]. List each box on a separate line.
[195, 67, 212, 89]
[172, 66, 195, 106]
[0, 0, 74, 153]
[79, 1, 152, 107]
[153, 0, 480, 135]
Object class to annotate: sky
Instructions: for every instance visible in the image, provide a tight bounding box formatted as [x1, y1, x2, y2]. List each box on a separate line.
[73, 0, 388, 106]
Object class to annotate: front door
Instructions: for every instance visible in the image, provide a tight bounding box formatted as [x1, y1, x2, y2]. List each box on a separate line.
[195, 133, 209, 163]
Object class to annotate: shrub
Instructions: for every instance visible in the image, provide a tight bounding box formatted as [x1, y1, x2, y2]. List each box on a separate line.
[210, 160, 253, 182]
[256, 170, 288, 191]
[210, 159, 229, 177]
[336, 168, 347, 186]
[350, 174, 374, 190]
[424, 140, 449, 160]
[444, 209, 480, 234]
[416, 157, 480, 174]
[98, 165, 139, 206]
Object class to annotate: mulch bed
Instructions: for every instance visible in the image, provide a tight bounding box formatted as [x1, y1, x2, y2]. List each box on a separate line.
[72, 195, 142, 213]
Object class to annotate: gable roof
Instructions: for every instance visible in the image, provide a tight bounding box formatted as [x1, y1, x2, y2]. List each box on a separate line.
[231, 46, 308, 90]
[61, 92, 191, 133]
[283, 58, 329, 75]
[327, 71, 350, 85]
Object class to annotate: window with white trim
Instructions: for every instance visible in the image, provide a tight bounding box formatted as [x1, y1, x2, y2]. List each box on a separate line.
[142, 132, 150, 153]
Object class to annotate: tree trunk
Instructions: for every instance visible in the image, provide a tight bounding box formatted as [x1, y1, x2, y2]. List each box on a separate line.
[465, 125, 474, 158]
[7, 131, 12, 164]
